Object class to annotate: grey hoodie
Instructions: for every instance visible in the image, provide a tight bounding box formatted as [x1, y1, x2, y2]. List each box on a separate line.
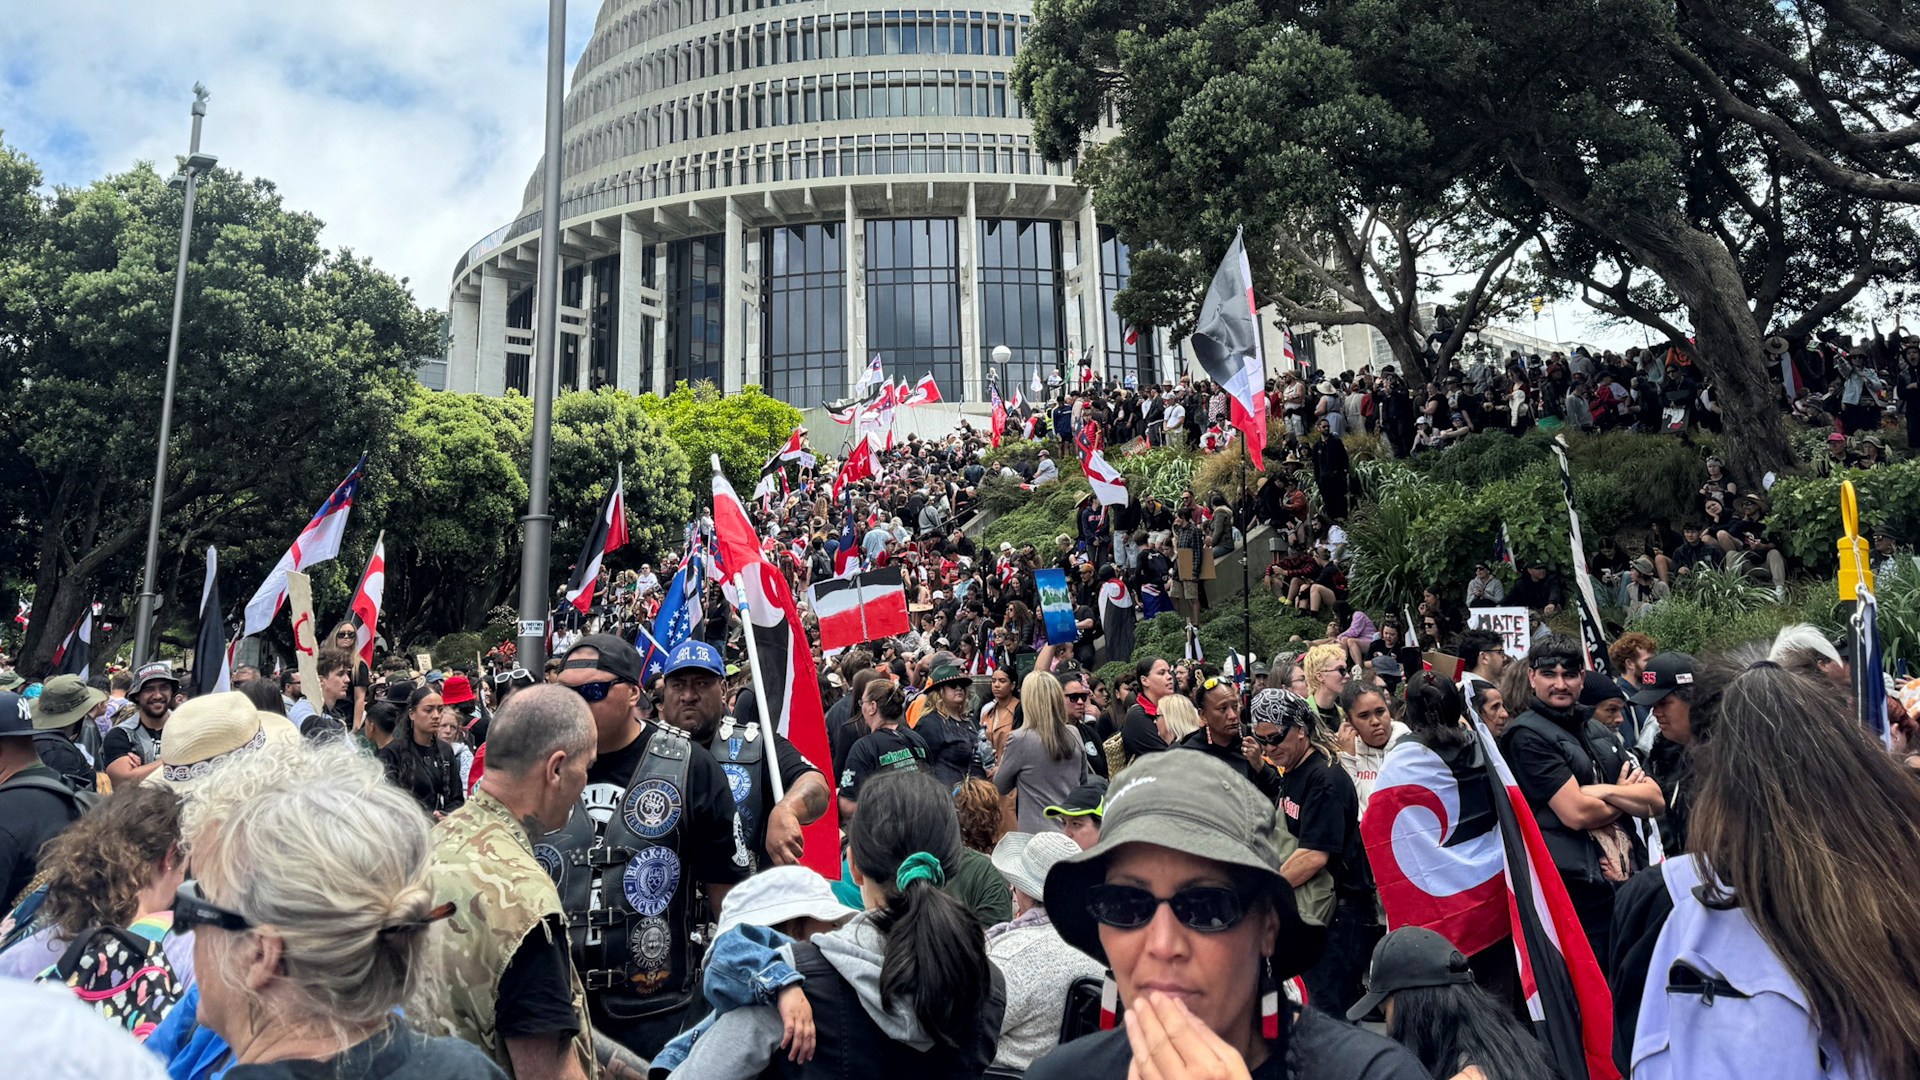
[666, 912, 938, 1080]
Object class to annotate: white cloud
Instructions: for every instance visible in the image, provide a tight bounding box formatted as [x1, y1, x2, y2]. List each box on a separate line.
[0, 0, 603, 311]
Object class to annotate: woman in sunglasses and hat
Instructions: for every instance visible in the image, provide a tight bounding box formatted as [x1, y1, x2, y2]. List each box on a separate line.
[1026, 751, 1424, 1080]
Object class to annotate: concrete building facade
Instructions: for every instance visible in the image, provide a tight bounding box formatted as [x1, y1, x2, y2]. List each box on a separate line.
[443, 0, 1168, 406]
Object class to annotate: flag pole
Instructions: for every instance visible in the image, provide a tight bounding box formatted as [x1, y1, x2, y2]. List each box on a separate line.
[1240, 439, 1252, 686]
[731, 573, 787, 803]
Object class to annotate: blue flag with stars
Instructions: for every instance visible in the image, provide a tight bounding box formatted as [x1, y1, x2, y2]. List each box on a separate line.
[640, 555, 705, 679]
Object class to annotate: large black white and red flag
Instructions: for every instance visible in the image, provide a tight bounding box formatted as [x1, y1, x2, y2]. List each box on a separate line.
[1190, 228, 1269, 468]
[564, 464, 629, 614]
[1364, 703, 1617, 1080]
[50, 607, 92, 681]
[711, 456, 842, 878]
[348, 531, 387, 671]
[191, 546, 231, 697]
[754, 428, 815, 501]
[244, 454, 365, 636]
[807, 571, 909, 652]
[1082, 448, 1129, 507]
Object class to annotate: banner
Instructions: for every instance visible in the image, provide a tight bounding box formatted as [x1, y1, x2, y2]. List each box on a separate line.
[1549, 438, 1612, 674]
[1033, 569, 1079, 645]
[286, 570, 323, 723]
[1469, 606, 1531, 660]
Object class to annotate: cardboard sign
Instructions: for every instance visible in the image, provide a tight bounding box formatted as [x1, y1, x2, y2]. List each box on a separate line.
[1424, 651, 1465, 682]
[1470, 606, 1531, 659]
[1033, 568, 1080, 645]
[286, 571, 324, 721]
[415, 652, 433, 674]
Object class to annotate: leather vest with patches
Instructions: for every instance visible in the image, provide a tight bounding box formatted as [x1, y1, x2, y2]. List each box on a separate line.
[706, 716, 766, 874]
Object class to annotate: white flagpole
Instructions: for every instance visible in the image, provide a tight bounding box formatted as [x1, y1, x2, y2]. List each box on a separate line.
[731, 573, 787, 803]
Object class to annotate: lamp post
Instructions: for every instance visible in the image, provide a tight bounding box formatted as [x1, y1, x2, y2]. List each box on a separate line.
[515, 0, 569, 672]
[132, 84, 216, 667]
[991, 344, 1011, 399]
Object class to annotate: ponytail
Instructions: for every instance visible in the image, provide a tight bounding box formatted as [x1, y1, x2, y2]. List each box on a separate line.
[848, 770, 991, 1048]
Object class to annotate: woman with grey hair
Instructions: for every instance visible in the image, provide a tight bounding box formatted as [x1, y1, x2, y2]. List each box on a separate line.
[175, 739, 505, 1079]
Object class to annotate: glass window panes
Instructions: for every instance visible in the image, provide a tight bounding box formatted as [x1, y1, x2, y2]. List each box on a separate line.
[865, 219, 963, 401]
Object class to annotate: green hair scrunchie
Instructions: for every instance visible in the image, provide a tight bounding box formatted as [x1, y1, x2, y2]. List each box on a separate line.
[893, 851, 946, 890]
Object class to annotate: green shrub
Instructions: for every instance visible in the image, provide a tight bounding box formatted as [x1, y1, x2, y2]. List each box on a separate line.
[977, 473, 1031, 515]
[1675, 563, 1776, 616]
[1115, 446, 1198, 502]
[1343, 430, 1392, 462]
[980, 475, 1092, 551]
[1188, 591, 1327, 664]
[1562, 430, 1707, 525]
[1767, 460, 1920, 572]
[1412, 429, 1553, 487]
[433, 631, 485, 667]
[1095, 660, 1136, 689]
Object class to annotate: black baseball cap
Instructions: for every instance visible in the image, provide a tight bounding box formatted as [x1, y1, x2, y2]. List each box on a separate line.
[1346, 926, 1476, 1022]
[1629, 651, 1696, 706]
[561, 633, 646, 684]
[1043, 780, 1108, 819]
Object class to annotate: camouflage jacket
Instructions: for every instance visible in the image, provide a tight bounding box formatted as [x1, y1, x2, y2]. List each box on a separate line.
[421, 787, 596, 1078]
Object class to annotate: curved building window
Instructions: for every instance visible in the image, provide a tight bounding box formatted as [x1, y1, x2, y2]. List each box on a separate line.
[978, 219, 1064, 392]
[506, 288, 534, 396]
[866, 219, 963, 401]
[1099, 226, 1157, 390]
[761, 223, 845, 407]
[667, 235, 725, 387]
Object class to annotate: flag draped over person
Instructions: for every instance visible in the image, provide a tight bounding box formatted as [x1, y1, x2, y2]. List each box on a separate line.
[990, 386, 1007, 448]
[243, 454, 366, 636]
[347, 532, 386, 672]
[563, 465, 629, 614]
[710, 457, 841, 877]
[190, 546, 230, 697]
[1190, 228, 1269, 468]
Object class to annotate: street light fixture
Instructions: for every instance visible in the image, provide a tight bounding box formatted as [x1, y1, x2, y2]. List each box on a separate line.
[132, 84, 215, 667]
[515, 0, 568, 672]
[991, 344, 1011, 398]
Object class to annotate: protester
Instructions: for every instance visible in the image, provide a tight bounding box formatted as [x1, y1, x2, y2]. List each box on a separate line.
[1335, 681, 1410, 818]
[418, 685, 604, 1079]
[914, 662, 987, 785]
[1349, 927, 1555, 1080]
[979, 666, 1022, 761]
[374, 682, 467, 818]
[985, 830, 1103, 1071]
[25, 674, 104, 793]
[1027, 750, 1424, 1080]
[104, 661, 178, 787]
[1042, 780, 1105, 850]
[1177, 673, 1283, 799]
[1121, 656, 1175, 760]
[993, 672, 1087, 832]
[838, 679, 929, 823]
[0, 689, 89, 906]
[174, 739, 504, 1078]
[1629, 651, 1699, 855]
[1609, 648, 1920, 1079]
[664, 769, 1005, 1078]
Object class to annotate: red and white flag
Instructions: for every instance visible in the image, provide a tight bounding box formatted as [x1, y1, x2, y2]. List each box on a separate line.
[1191, 229, 1269, 468]
[711, 456, 842, 878]
[13, 599, 27, 627]
[807, 571, 909, 651]
[906, 372, 942, 405]
[348, 532, 387, 671]
[244, 454, 366, 636]
[1082, 448, 1129, 506]
[829, 435, 878, 500]
[563, 465, 628, 614]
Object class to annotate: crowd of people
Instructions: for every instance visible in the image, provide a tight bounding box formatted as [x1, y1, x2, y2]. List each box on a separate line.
[4, 328, 1920, 1080]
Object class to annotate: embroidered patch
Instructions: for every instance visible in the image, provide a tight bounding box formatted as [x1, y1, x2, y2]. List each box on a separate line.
[533, 843, 563, 882]
[622, 778, 683, 838]
[621, 847, 681, 917]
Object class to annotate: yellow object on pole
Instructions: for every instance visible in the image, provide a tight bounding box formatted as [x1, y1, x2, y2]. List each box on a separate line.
[1836, 480, 1874, 601]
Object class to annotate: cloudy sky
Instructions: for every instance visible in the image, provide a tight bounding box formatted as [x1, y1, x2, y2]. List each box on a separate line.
[0, 0, 602, 311]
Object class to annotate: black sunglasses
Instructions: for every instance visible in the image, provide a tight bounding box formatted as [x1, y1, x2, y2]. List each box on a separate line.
[1065, 692, 1091, 703]
[569, 679, 631, 703]
[173, 880, 253, 934]
[1254, 731, 1287, 747]
[1085, 883, 1247, 932]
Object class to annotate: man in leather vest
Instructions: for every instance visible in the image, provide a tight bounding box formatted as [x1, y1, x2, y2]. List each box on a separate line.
[104, 661, 176, 787]
[421, 684, 606, 1079]
[549, 634, 748, 1059]
[1497, 634, 1665, 974]
[656, 639, 829, 871]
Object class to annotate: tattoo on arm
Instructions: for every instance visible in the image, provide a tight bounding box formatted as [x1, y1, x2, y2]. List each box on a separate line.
[592, 1030, 650, 1080]
[789, 771, 830, 822]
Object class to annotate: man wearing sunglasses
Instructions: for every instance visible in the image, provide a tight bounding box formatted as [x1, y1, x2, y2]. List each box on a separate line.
[545, 634, 747, 1060]
[1056, 665, 1108, 780]
[657, 639, 829, 871]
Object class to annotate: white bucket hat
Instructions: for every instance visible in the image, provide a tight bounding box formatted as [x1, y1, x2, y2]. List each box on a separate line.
[715, 865, 857, 937]
[990, 830, 1082, 904]
[146, 691, 296, 793]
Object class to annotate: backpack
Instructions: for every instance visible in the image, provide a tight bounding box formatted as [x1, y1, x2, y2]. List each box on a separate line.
[39, 918, 185, 1040]
[1631, 857, 1853, 1079]
[0, 771, 99, 815]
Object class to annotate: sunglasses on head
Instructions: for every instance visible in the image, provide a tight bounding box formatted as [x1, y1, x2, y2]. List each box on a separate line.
[173, 880, 253, 934]
[493, 667, 533, 684]
[1086, 883, 1248, 932]
[570, 679, 632, 703]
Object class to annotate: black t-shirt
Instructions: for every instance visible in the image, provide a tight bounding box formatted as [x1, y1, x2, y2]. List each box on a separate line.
[1279, 753, 1371, 897]
[1121, 701, 1168, 760]
[494, 914, 580, 1040]
[840, 724, 930, 802]
[585, 724, 747, 890]
[1025, 1007, 1426, 1080]
[1608, 863, 1676, 1074]
[101, 718, 165, 766]
[0, 764, 85, 907]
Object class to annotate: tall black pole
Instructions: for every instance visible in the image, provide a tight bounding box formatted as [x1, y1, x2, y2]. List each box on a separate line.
[133, 84, 215, 667]
[516, 0, 568, 670]
[1240, 441, 1251, 680]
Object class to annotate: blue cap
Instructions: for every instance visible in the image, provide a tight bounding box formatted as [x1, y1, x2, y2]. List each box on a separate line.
[664, 639, 725, 678]
[0, 691, 31, 737]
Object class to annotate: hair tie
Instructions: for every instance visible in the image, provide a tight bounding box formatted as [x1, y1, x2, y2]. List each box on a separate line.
[894, 851, 946, 890]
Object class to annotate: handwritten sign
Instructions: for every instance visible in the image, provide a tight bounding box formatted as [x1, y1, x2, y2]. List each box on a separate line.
[1470, 606, 1531, 659]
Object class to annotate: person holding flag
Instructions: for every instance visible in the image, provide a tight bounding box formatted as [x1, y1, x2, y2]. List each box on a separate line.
[564, 466, 629, 616]
[1190, 229, 1268, 468]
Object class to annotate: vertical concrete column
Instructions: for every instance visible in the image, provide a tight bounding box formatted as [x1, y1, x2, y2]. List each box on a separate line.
[477, 267, 509, 396]
[617, 216, 647, 396]
[845, 185, 864, 391]
[723, 197, 745, 394]
[1080, 200, 1107, 382]
[448, 291, 481, 392]
[652, 243, 669, 396]
[575, 260, 593, 393]
[959, 183, 981, 401]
